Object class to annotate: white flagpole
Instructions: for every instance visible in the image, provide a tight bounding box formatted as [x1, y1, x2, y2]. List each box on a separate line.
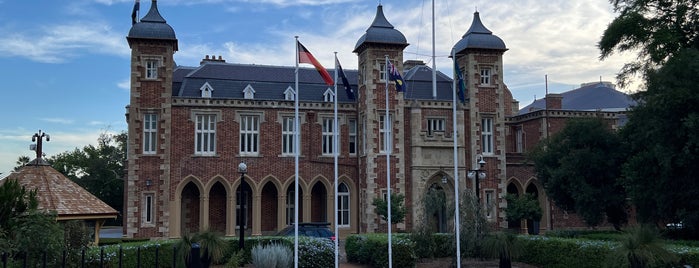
[333, 52, 340, 268]
[431, 0, 437, 99]
[385, 55, 393, 268]
[294, 36, 300, 268]
[452, 49, 462, 268]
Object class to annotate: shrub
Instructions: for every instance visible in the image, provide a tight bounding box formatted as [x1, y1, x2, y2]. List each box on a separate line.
[251, 243, 292, 268]
[345, 234, 417, 268]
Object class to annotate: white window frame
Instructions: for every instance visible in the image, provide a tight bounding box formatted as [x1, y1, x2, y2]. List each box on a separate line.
[200, 82, 214, 98]
[323, 88, 335, 102]
[338, 183, 350, 227]
[427, 118, 445, 136]
[481, 117, 494, 154]
[379, 114, 392, 154]
[240, 114, 260, 155]
[379, 62, 387, 81]
[286, 189, 296, 225]
[480, 68, 491, 85]
[485, 190, 495, 219]
[146, 59, 158, 79]
[195, 114, 216, 155]
[282, 116, 294, 156]
[243, 84, 255, 99]
[284, 87, 295, 101]
[143, 113, 157, 154]
[348, 119, 357, 155]
[322, 117, 335, 156]
[142, 192, 155, 225]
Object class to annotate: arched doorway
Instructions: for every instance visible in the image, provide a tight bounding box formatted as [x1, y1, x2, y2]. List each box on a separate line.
[236, 180, 252, 234]
[525, 183, 541, 234]
[424, 183, 447, 233]
[261, 182, 278, 233]
[506, 182, 521, 231]
[181, 181, 201, 235]
[208, 181, 227, 233]
[311, 182, 327, 222]
[286, 185, 303, 225]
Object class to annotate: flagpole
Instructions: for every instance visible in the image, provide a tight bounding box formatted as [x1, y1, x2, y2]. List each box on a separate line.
[452, 49, 462, 268]
[385, 55, 393, 268]
[333, 52, 340, 268]
[431, 0, 437, 99]
[293, 36, 300, 268]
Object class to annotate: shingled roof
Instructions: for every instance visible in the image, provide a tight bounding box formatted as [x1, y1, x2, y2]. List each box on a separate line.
[518, 82, 636, 115]
[3, 161, 118, 220]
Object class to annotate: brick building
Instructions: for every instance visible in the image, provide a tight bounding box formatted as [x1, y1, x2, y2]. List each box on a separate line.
[123, 1, 634, 238]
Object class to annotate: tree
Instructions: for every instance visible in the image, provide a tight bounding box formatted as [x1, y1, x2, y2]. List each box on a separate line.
[529, 117, 628, 228]
[504, 194, 542, 223]
[620, 49, 699, 234]
[372, 192, 407, 224]
[48, 131, 126, 225]
[13, 156, 30, 171]
[599, 0, 699, 87]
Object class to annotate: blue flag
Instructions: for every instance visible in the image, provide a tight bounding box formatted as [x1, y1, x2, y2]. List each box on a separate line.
[336, 58, 355, 100]
[387, 60, 405, 92]
[454, 60, 466, 103]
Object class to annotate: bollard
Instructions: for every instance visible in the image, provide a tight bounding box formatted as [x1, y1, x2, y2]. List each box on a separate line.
[188, 243, 202, 268]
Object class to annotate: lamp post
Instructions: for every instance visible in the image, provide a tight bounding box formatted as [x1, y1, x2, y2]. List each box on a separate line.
[467, 155, 487, 201]
[237, 162, 247, 250]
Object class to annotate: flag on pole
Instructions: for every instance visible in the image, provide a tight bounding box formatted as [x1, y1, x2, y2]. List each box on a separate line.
[131, 0, 140, 25]
[454, 60, 466, 103]
[387, 60, 405, 92]
[335, 57, 355, 100]
[297, 41, 334, 86]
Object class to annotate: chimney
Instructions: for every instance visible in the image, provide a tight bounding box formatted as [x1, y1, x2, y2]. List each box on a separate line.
[545, 93, 563, 110]
[403, 60, 425, 71]
[200, 55, 226, 65]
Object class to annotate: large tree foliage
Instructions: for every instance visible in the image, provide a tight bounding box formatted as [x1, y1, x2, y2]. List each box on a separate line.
[529, 118, 628, 228]
[620, 49, 699, 234]
[48, 131, 126, 225]
[599, 0, 699, 87]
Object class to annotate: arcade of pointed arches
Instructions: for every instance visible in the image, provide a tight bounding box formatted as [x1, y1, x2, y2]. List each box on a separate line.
[166, 174, 357, 238]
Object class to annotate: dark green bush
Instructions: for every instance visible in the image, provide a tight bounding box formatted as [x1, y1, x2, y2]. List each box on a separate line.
[345, 234, 417, 268]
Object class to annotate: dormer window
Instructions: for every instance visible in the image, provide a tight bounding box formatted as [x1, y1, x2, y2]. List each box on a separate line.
[243, 84, 255, 99]
[323, 88, 335, 102]
[284, 87, 295, 101]
[200, 82, 214, 98]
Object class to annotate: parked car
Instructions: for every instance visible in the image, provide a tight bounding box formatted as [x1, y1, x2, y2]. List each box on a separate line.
[275, 222, 335, 241]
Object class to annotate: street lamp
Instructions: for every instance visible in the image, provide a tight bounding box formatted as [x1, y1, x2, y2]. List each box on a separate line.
[237, 162, 247, 250]
[467, 155, 487, 201]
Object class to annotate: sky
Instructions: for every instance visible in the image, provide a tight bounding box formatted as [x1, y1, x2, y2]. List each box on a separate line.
[0, 0, 636, 177]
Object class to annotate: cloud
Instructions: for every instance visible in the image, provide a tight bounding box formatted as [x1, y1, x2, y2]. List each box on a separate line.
[117, 79, 130, 91]
[41, 118, 75, 125]
[0, 23, 128, 63]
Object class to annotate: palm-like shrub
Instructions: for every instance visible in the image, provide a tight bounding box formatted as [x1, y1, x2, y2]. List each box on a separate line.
[605, 225, 678, 268]
[482, 231, 523, 268]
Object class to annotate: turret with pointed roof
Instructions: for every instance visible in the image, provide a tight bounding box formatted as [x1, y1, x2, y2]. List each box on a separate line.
[127, 0, 178, 50]
[452, 11, 507, 54]
[354, 5, 408, 53]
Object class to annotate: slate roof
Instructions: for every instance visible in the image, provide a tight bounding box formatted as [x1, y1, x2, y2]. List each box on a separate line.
[128, 0, 177, 41]
[518, 82, 637, 115]
[453, 12, 507, 54]
[173, 61, 456, 102]
[3, 160, 118, 220]
[354, 5, 408, 52]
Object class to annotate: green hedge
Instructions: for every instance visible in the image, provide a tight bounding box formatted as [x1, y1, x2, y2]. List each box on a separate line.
[345, 234, 418, 268]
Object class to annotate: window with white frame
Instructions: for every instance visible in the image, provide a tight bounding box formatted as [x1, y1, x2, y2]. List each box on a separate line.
[282, 116, 294, 155]
[379, 114, 391, 153]
[286, 189, 296, 225]
[322, 118, 335, 155]
[348, 119, 357, 155]
[143, 113, 157, 154]
[427, 118, 445, 136]
[146, 59, 158, 79]
[323, 88, 334, 102]
[485, 190, 495, 219]
[379, 62, 387, 81]
[481, 117, 493, 154]
[338, 183, 350, 227]
[243, 85, 255, 99]
[284, 87, 295, 101]
[143, 193, 155, 224]
[200, 83, 213, 98]
[195, 114, 216, 155]
[480, 68, 491, 85]
[240, 115, 259, 155]
[515, 127, 523, 153]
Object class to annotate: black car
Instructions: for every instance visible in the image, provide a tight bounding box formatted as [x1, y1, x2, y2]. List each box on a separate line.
[275, 222, 335, 241]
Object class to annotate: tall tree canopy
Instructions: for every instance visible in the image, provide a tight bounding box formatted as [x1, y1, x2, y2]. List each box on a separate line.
[598, 0, 699, 87]
[529, 118, 628, 228]
[620, 49, 699, 234]
[47, 131, 126, 225]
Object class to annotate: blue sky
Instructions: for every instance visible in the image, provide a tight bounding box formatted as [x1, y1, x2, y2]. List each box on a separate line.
[0, 0, 634, 177]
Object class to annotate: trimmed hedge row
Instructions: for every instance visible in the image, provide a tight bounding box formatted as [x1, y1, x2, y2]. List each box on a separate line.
[345, 234, 418, 268]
